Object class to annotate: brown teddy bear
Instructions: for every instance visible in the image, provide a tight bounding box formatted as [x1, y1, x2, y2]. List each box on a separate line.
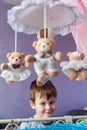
[60, 51, 87, 80]
[0, 52, 31, 84]
[25, 38, 62, 86]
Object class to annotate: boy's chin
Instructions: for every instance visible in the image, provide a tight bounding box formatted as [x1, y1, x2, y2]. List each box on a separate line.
[43, 114, 53, 118]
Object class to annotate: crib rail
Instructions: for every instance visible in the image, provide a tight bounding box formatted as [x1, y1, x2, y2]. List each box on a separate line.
[0, 115, 87, 130]
[0, 115, 87, 124]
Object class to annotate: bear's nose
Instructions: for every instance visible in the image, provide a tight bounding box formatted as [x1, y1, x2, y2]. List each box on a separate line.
[15, 59, 18, 61]
[43, 45, 46, 48]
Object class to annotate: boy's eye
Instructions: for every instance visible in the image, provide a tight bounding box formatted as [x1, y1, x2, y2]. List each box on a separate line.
[40, 102, 45, 105]
[49, 100, 55, 105]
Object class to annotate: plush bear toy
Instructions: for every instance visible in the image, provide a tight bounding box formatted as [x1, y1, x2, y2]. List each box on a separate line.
[60, 51, 87, 80]
[0, 52, 31, 84]
[25, 38, 62, 86]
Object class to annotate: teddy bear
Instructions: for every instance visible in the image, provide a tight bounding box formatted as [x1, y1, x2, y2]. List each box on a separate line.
[25, 38, 62, 86]
[0, 51, 31, 84]
[60, 51, 87, 80]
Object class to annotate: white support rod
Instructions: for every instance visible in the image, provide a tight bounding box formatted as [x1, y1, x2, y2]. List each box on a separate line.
[44, 3, 47, 38]
[0, 115, 87, 124]
[15, 25, 18, 52]
[75, 25, 79, 51]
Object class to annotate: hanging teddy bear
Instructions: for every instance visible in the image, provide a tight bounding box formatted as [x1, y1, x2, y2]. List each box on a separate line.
[25, 37, 62, 86]
[60, 51, 87, 80]
[0, 51, 31, 84]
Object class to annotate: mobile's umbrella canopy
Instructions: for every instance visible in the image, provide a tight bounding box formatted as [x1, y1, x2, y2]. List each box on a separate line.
[7, 0, 85, 36]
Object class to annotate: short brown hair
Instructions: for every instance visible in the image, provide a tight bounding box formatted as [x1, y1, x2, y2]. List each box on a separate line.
[30, 80, 57, 103]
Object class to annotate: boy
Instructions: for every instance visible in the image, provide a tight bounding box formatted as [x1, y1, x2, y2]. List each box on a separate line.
[19, 80, 57, 129]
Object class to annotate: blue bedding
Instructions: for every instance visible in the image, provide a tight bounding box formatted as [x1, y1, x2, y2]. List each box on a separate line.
[17, 123, 87, 130]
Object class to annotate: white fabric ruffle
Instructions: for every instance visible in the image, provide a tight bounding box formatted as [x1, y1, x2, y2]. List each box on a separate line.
[7, 0, 85, 36]
[0, 63, 31, 81]
[61, 60, 87, 80]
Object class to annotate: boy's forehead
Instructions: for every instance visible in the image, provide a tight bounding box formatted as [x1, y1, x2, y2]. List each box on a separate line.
[35, 92, 55, 100]
[35, 92, 50, 101]
[35, 92, 46, 98]
[35, 93, 56, 103]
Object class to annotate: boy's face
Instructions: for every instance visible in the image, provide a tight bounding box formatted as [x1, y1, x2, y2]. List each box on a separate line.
[30, 93, 56, 118]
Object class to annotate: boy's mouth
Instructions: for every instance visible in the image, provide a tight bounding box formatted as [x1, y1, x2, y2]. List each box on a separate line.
[45, 111, 53, 115]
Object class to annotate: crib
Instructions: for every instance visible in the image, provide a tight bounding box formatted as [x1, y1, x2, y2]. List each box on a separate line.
[0, 115, 87, 130]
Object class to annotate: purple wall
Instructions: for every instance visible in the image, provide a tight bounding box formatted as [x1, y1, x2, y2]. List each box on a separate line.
[0, 1, 87, 119]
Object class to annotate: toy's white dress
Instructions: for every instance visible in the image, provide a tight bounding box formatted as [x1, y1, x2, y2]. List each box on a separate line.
[34, 53, 58, 74]
[0, 63, 31, 81]
[61, 60, 87, 80]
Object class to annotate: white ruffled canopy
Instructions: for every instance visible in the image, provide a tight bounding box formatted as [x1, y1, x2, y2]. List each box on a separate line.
[7, 0, 85, 35]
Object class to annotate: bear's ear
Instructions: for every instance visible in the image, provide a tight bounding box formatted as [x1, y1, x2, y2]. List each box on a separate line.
[32, 41, 37, 48]
[7, 52, 11, 58]
[21, 53, 25, 58]
[40, 28, 48, 38]
[50, 39, 55, 45]
[67, 52, 72, 57]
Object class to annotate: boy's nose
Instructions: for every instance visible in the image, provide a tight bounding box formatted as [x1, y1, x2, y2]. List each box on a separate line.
[45, 104, 51, 109]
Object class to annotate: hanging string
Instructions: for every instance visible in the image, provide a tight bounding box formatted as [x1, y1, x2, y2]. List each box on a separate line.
[15, 24, 18, 52]
[44, 3, 47, 38]
[75, 25, 79, 52]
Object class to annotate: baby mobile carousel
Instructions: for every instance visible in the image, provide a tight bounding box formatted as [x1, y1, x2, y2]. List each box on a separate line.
[0, 0, 86, 129]
[6, 0, 85, 86]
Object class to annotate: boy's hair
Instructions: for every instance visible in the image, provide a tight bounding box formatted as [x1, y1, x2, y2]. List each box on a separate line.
[30, 80, 57, 102]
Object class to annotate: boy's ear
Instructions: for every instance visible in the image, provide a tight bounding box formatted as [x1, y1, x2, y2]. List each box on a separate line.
[29, 100, 35, 109]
